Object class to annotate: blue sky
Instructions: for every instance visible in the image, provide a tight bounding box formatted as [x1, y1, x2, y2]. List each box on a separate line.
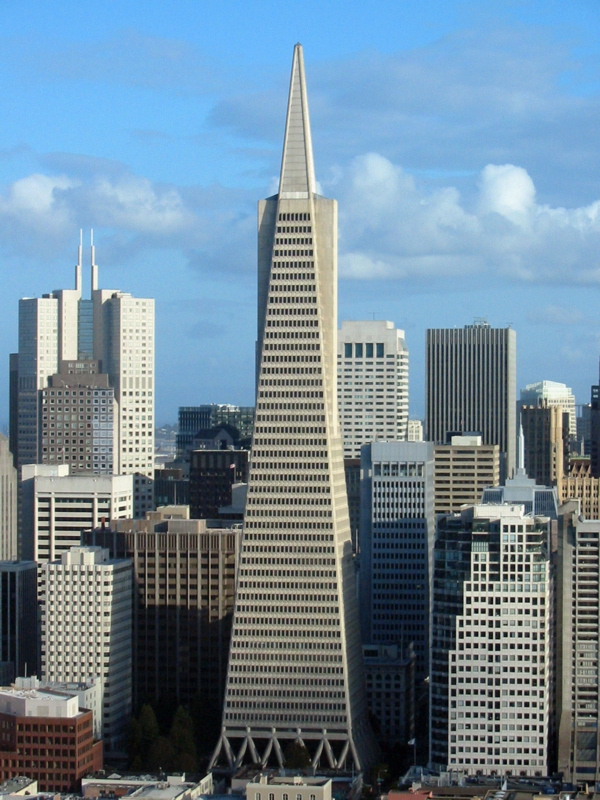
[1, 0, 600, 425]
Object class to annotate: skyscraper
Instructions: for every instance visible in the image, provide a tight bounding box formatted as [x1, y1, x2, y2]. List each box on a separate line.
[11, 235, 154, 517]
[211, 44, 375, 771]
[337, 320, 409, 458]
[426, 321, 516, 478]
[359, 441, 435, 680]
[431, 504, 552, 774]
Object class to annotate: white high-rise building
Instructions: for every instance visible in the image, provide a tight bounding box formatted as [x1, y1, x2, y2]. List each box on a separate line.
[431, 504, 552, 775]
[41, 546, 132, 754]
[359, 441, 435, 680]
[12, 234, 154, 517]
[520, 380, 576, 438]
[21, 465, 133, 563]
[211, 44, 375, 772]
[338, 320, 409, 458]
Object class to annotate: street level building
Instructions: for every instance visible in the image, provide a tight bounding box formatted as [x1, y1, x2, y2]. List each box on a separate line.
[426, 322, 516, 478]
[211, 45, 375, 771]
[40, 546, 132, 755]
[0, 685, 102, 791]
[337, 320, 409, 458]
[434, 434, 500, 516]
[430, 505, 553, 776]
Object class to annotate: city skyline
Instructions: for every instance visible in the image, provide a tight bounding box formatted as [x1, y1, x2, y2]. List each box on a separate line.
[1, 2, 600, 425]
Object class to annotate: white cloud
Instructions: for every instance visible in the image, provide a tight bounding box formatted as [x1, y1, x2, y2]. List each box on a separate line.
[0, 173, 77, 234]
[334, 154, 600, 286]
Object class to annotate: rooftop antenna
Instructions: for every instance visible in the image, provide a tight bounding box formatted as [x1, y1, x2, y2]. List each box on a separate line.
[75, 229, 82, 294]
[91, 229, 98, 292]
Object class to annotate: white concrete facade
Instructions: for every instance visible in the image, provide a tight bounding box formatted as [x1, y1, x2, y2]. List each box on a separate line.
[337, 320, 409, 458]
[23, 467, 133, 564]
[41, 546, 132, 753]
[432, 504, 552, 776]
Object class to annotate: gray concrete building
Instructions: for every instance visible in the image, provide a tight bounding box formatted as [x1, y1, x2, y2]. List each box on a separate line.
[426, 322, 516, 479]
[211, 44, 375, 772]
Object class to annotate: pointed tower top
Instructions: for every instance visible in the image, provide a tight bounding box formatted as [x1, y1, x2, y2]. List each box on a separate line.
[279, 43, 316, 199]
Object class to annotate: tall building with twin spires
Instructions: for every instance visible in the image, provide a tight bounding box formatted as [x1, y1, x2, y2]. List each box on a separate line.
[211, 44, 375, 772]
[10, 235, 154, 518]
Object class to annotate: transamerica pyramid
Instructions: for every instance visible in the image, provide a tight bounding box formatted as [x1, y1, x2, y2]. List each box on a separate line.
[210, 44, 376, 772]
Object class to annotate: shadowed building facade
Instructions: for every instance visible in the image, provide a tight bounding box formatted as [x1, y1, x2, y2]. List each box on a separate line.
[210, 44, 375, 772]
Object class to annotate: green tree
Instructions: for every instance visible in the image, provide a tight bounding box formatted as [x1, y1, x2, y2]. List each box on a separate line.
[283, 740, 311, 769]
[148, 735, 176, 773]
[127, 704, 160, 769]
[169, 706, 197, 771]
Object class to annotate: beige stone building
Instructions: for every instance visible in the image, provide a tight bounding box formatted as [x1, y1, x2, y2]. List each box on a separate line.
[433, 434, 499, 515]
[521, 403, 569, 495]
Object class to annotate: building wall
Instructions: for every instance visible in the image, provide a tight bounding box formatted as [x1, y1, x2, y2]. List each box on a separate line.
[360, 441, 435, 680]
[431, 505, 552, 775]
[337, 320, 409, 459]
[434, 436, 500, 516]
[84, 518, 241, 709]
[27, 471, 133, 564]
[0, 707, 101, 792]
[557, 502, 600, 784]
[0, 562, 38, 680]
[521, 404, 569, 493]
[521, 381, 576, 438]
[41, 546, 132, 754]
[426, 323, 516, 478]
[0, 435, 17, 561]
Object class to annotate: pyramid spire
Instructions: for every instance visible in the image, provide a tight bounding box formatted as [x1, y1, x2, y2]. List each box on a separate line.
[279, 43, 316, 198]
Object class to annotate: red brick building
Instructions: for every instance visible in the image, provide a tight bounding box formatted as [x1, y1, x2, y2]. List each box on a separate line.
[0, 688, 102, 791]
